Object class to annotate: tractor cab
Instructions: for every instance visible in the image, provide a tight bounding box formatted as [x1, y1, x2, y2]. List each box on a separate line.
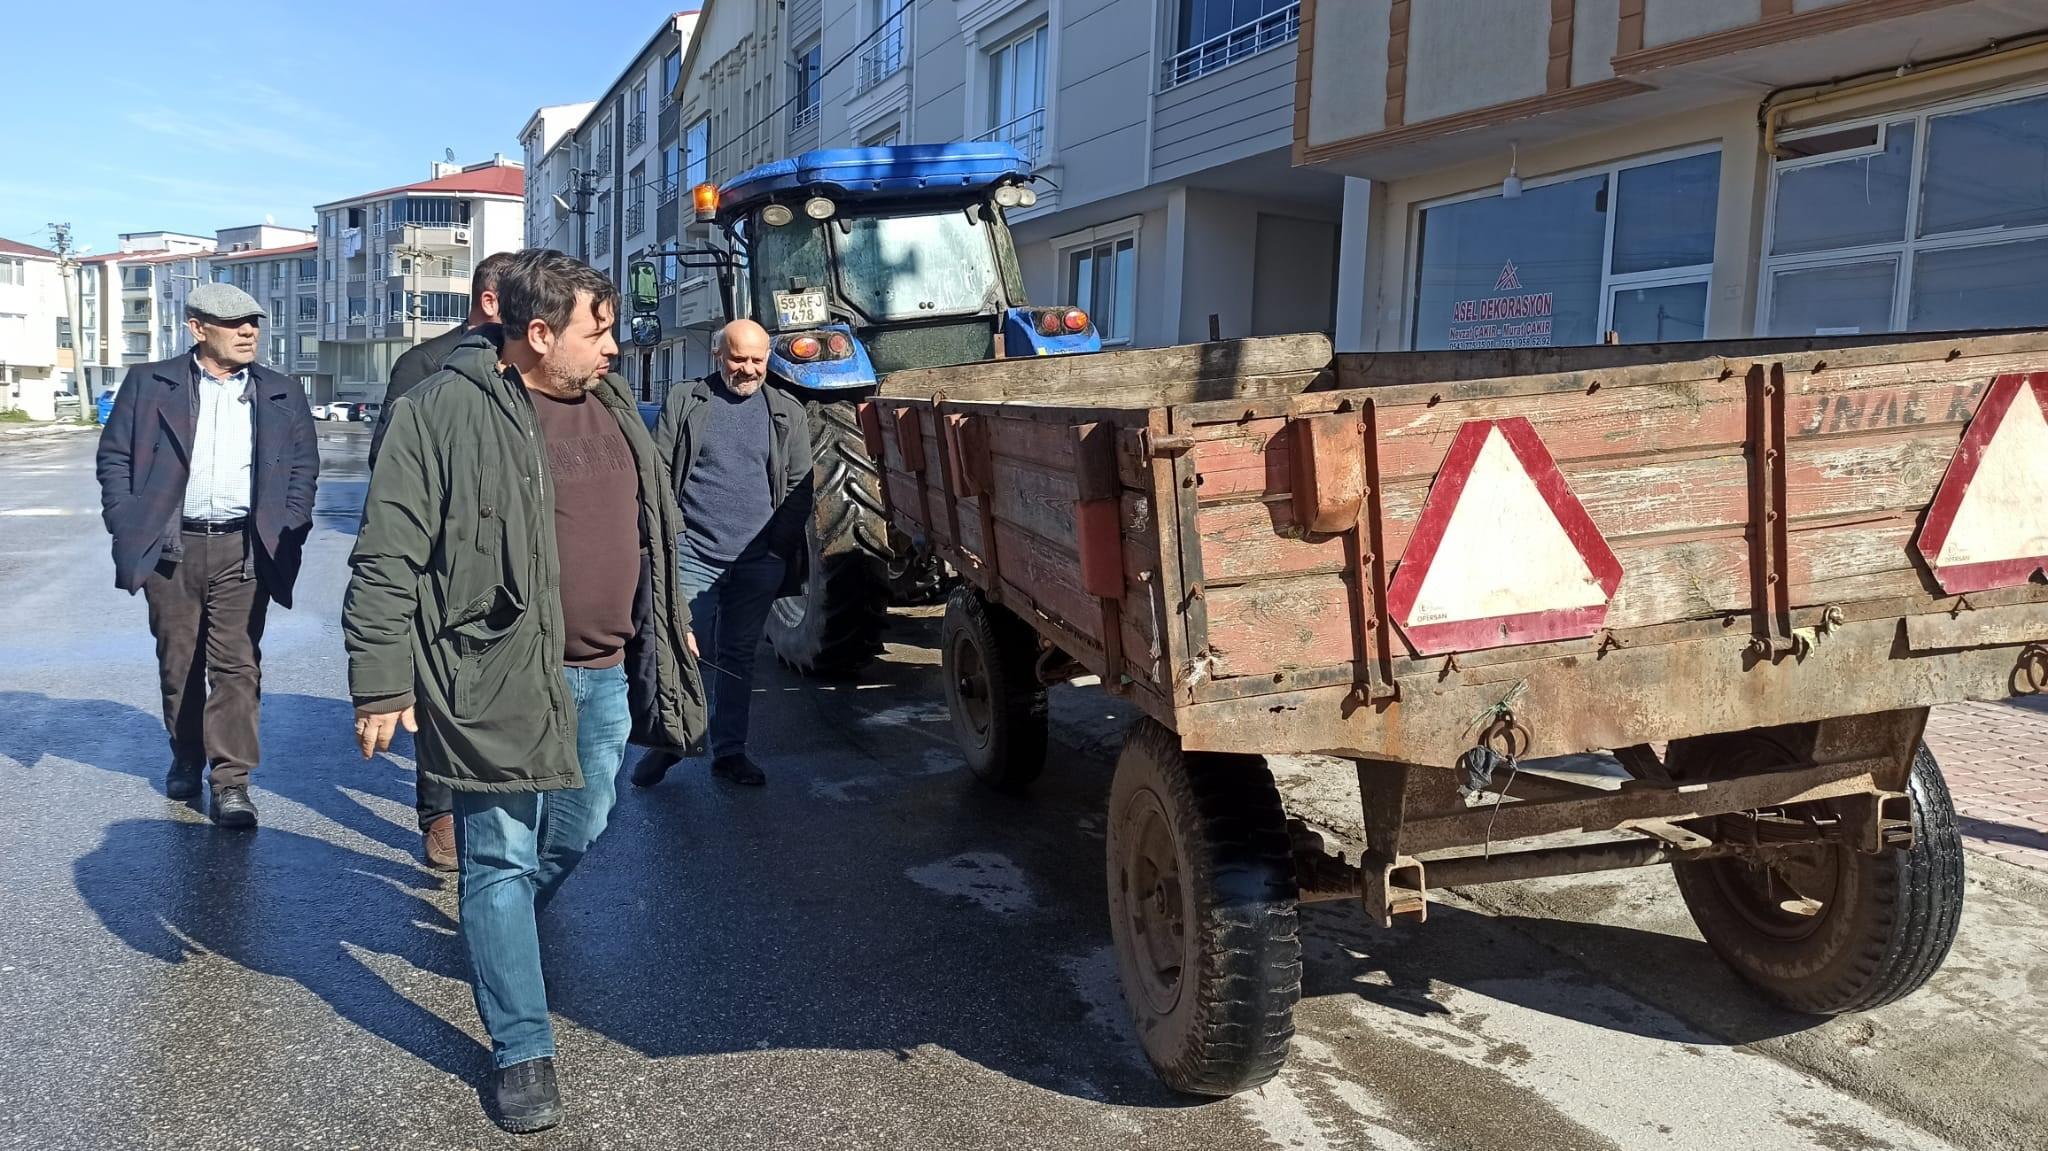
[703, 142, 1100, 390]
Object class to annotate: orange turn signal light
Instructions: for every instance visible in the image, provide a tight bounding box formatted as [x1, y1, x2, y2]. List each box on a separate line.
[691, 182, 719, 220]
[788, 335, 823, 361]
[1063, 308, 1089, 333]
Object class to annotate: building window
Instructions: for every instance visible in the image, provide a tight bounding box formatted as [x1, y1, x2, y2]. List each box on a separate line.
[396, 197, 470, 227]
[299, 296, 318, 320]
[685, 117, 709, 188]
[56, 316, 72, 348]
[628, 83, 648, 150]
[1763, 87, 2048, 336]
[859, 3, 908, 94]
[299, 258, 317, 280]
[1166, 0, 1300, 89]
[1411, 149, 1721, 349]
[792, 42, 822, 130]
[271, 298, 285, 326]
[1066, 236, 1137, 345]
[662, 49, 680, 107]
[299, 334, 318, 357]
[662, 145, 681, 203]
[983, 25, 1048, 167]
[212, 267, 233, 283]
[0, 258, 22, 285]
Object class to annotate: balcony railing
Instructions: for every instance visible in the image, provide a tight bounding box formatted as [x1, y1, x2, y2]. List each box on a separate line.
[627, 112, 647, 151]
[658, 177, 678, 205]
[977, 107, 1046, 169]
[626, 201, 647, 235]
[791, 101, 820, 131]
[857, 21, 907, 95]
[596, 145, 614, 173]
[1162, 1, 1300, 90]
[594, 224, 612, 253]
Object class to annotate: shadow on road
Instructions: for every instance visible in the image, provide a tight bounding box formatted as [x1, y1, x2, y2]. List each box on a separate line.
[72, 818, 482, 1078]
[0, 690, 427, 857]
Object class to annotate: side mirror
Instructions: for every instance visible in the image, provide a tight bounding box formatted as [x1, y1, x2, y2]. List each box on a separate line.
[631, 315, 662, 347]
[628, 260, 660, 315]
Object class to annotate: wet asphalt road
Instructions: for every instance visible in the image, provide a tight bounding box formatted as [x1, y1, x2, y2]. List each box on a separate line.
[0, 428, 2010, 1149]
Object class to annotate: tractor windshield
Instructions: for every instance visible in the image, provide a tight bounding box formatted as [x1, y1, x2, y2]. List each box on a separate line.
[834, 209, 1003, 322]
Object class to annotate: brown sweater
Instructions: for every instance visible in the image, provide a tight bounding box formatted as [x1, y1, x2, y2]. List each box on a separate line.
[531, 388, 639, 668]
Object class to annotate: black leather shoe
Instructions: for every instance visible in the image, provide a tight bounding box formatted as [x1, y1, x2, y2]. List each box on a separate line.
[630, 748, 680, 789]
[711, 754, 766, 786]
[211, 786, 258, 829]
[165, 761, 203, 801]
[492, 1057, 562, 1134]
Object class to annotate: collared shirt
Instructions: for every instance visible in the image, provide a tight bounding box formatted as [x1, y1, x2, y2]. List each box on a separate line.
[182, 355, 255, 522]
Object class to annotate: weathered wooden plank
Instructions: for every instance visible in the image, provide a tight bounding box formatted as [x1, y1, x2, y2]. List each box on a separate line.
[1786, 515, 1933, 606]
[1784, 430, 1961, 522]
[1197, 499, 1346, 584]
[1785, 373, 1992, 438]
[880, 332, 1334, 402]
[1204, 575, 1353, 679]
[885, 473, 926, 531]
[988, 519, 1159, 666]
[1373, 377, 1749, 476]
[985, 415, 1078, 471]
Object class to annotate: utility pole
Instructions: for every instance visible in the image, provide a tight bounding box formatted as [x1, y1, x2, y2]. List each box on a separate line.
[47, 222, 89, 424]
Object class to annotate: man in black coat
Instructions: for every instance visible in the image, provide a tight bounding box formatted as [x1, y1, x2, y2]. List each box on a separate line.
[95, 282, 319, 827]
[367, 250, 515, 468]
[364, 249, 514, 868]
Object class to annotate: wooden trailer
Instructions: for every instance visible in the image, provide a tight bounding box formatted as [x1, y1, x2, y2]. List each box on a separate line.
[862, 330, 2048, 1095]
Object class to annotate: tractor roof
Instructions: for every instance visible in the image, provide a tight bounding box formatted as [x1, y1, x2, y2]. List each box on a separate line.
[718, 143, 1030, 219]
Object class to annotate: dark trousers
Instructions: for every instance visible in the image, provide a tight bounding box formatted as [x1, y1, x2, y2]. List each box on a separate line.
[143, 529, 269, 791]
[416, 771, 453, 830]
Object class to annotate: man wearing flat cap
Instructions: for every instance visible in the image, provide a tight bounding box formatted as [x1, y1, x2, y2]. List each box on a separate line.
[96, 281, 319, 827]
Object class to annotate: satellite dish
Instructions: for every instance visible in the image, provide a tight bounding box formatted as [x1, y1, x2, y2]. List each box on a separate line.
[445, 147, 456, 162]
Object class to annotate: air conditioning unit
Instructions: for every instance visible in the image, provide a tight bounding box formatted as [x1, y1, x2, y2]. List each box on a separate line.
[452, 228, 471, 246]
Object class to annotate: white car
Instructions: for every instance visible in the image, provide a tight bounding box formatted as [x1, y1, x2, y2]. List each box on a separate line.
[313, 402, 349, 421]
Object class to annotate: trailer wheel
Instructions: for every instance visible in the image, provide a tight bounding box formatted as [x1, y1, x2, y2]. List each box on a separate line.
[1107, 719, 1301, 1095]
[941, 587, 1047, 791]
[1669, 734, 1964, 1014]
[767, 399, 889, 677]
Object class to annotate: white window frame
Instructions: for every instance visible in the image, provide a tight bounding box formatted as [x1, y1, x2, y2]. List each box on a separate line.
[1052, 215, 1143, 347]
[1403, 143, 1722, 350]
[1758, 79, 2048, 337]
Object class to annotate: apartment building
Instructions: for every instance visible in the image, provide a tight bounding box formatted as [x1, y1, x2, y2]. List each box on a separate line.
[520, 103, 598, 253]
[203, 224, 321, 388]
[313, 158, 525, 403]
[0, 237, 71, 419]
[650, 0, 1340, 376]
[76, 243, 214, 399]
[521, 12, 701, 402]
[1294, 0, 2048, 352]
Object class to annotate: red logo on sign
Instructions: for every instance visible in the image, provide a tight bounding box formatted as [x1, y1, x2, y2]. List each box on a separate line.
[1913, 372, 2048, 593]
[1493, 262, 1523, 292]
[1385, 418, 1622, 655]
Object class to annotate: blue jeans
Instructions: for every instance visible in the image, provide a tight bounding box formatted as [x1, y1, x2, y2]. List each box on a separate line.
[452, 663, 630, 1069]
[681, 546, 787, 759]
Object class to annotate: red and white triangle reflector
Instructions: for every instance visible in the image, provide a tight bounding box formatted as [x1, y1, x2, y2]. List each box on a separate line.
[1386, 418, 1623, 654]
[1914, 372, 2048, 594]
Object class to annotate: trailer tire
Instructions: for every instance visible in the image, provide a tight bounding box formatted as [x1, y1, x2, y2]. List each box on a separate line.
[1670, 735, 1963, 1015]
[1107, 719, 1301, 1096]
[941, 587, 1048, 791]
[767, 399, 890, 677]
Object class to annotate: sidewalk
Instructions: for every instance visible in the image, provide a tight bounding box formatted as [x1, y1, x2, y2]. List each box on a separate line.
[1925, 695, 2048, 875]
[0, 421, 97, 441]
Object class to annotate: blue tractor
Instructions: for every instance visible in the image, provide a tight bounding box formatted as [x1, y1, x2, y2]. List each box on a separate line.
[650, 143, 1101, 676]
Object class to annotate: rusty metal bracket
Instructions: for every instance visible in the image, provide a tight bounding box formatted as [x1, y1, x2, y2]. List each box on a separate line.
[1074, 421, 1128, 695]
[1744, 362, 1795, 661]
[1288, 403, 1396, 705]
[2018, 643, 2048, 694]
[1140, 430, 1195, 459]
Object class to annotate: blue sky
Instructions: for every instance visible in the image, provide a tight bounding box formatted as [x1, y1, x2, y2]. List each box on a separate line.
[0, 1, 675, 256]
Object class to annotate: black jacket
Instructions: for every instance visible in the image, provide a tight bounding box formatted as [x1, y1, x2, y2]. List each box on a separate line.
[653, 374, 814, 595]
[368, 324, 472, 466]
[94, 356, 318, 605]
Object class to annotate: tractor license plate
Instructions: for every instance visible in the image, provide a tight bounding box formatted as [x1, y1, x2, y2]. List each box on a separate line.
[775, 289, 828, 328]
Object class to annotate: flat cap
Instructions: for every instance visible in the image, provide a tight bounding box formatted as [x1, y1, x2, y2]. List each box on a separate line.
[186, 282, 266, 323]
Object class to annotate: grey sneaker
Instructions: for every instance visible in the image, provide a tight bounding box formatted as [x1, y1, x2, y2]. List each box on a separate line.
[492, 1057, 562, 1134]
